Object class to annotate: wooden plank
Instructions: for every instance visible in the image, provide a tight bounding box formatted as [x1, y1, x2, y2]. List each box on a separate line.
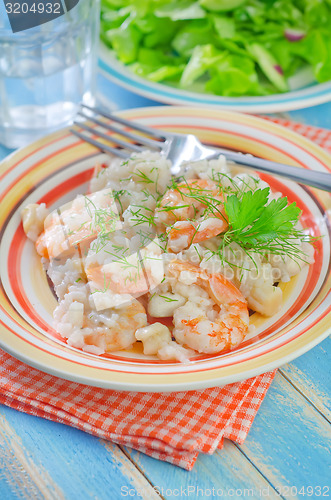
[0, 145, 14, 163]
[1, 343, 329, 499]
[0, 405, 282, 499]
[0, 405, 154, 500]
[101, 441, 161, 499]
[123, 440, 281, 499]
[0, 412, 65, 500]
[239, 371, 331, 498]
[280, 338, 331, 421]
[122, 349, 331, 499]
[287, 102, 331, 129]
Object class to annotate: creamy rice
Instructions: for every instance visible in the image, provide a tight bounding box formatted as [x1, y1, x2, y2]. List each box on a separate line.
[22, 151, 314, 362]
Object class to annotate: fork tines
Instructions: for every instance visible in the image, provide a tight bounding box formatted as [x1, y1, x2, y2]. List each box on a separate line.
[70, 104, 165, 159]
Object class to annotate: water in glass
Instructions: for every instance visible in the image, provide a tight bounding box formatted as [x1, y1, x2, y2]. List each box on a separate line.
[0, 1, 100, 148]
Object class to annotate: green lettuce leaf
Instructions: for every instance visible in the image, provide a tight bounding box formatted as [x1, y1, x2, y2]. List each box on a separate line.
[206, 54, 264, 96]
[212, 15, 236, 39]
[155, 1, 206, 20]
[100, 0, 331, 96]
[180, 44, 225, 87]
[247, 43, 288, 92]
[172, 19, 215, 56]
[200, 0, 246, 12]
[102, 20, 142, 64]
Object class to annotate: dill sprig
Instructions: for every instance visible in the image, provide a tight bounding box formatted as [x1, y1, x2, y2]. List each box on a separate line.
[218, 187, 316, 269]
[119, 161, 163, 196]
[112, 189, 130, 214]
[156, 177, 227, 222]
[83, 194, 120, 254]
[70, 163, 316, 291]
[159, 295, 178, 302]
[128, 204, 157, 228]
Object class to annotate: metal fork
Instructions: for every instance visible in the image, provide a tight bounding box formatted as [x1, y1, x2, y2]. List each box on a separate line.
[71, 105, 331, 192]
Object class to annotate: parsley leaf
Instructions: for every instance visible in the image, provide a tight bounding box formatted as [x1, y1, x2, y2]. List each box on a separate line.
[224, 188, 301, 246]
[225, 187, 269, 232]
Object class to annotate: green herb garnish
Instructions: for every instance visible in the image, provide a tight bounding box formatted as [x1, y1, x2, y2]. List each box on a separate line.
[159, 295, 178, 302]
[224, 188, 301, 244]
[221, 187, 314, 267]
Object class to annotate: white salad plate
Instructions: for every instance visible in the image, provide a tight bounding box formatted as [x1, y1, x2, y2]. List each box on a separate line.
[99, 46, 331, 113]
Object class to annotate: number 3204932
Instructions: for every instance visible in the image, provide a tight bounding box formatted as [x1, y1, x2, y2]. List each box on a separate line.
[5, 2, 62, 14]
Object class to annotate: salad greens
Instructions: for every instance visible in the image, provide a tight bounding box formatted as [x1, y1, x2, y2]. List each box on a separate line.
[100, 0, 331, 97]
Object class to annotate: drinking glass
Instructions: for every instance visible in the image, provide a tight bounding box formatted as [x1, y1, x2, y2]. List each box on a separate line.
[0, 0, 100, 148]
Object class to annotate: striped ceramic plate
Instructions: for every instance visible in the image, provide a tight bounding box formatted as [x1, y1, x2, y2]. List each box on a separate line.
[0, 107, 330, 391]
[99, 45, 331, 113]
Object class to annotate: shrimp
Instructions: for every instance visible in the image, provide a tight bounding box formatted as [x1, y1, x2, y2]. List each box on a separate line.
[83, 300, 147, 352]
[167, 260, 249, 354]
[21, 203, 49, 242]
[36, 188, 121, 259]
[85, 237, 165, 301]
[155, 179, 228, 252]
[53, 283, 147, 353]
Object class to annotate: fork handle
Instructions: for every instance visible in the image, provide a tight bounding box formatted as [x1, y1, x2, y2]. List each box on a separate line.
[209, 149, 331, 192]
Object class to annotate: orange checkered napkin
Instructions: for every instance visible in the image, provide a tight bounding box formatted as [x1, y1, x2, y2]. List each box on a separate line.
[0, 348, 276, 470]
[1, 118, 330, 470]
[263, 115, 331, 152]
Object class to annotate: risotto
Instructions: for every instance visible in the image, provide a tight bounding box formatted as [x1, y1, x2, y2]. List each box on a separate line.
[22, 151, 315, 362]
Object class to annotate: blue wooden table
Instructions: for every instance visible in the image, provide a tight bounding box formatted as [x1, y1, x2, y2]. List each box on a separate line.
[0, 74, 330, 500]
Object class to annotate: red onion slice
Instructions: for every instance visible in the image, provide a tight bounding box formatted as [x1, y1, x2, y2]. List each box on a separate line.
[284, 28, 306, 42]
[274, 65, 284, 75]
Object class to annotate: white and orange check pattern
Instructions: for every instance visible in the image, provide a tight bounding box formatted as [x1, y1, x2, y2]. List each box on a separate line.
[0, 118, 330, 470]
[263, 116, 331, 153]
[0, 349, 276, 470]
